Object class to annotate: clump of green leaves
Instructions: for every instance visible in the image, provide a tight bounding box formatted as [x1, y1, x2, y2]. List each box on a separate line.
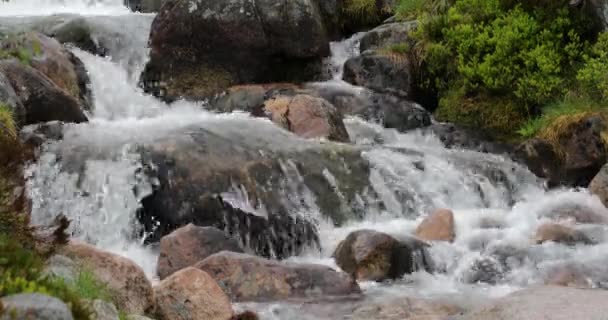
[343, 0, 394, 27]
[577, 32, 608, 100]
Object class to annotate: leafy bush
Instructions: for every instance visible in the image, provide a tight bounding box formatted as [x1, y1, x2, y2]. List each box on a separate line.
[577, 32, 608, 100]
[343, 0, 394, 27]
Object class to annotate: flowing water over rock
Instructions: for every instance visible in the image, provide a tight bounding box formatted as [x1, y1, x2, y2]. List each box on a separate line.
[4, 1, 608, 319]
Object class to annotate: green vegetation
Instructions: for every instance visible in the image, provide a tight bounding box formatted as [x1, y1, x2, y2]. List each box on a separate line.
[393, 0, 608, 141]
[0, 33, 42, 65]
[343, 0, 394, 27]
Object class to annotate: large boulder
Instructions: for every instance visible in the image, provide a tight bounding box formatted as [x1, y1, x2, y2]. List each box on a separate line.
[460, 286, 608, 320]
[154, 267, 233, 320]
[589, 163, 608, 207]
[194, 251, 361, 302]
[0, 71, 25, 125]
[415, 208, 456, 242]
[137, 123, 372, 258]
[359, 21, 417, 52]
[0, 293, 73, 320]
[332, 229, 431, 281]
[343, 51, 411, 99]
[61, 242, 154, 315]
[157, 224, 244, 280]
[0, 60, 88, 125]
[516, 114, 607, 187]
[142, 0, 330, 100]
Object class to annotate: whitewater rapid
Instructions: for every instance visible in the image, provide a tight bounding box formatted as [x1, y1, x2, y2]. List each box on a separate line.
[4, 0, 608, 318]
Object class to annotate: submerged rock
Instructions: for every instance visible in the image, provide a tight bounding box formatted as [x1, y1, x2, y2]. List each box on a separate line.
[0, 293, 73, 320]
[343, 51, 411, 99]
[154, 267, 233, 320]
[194, 251, 361, 302]
[157, 224, 244, 280]
[142, 0, 329, 99]
[62, 242, 154, 315]
[589, 163, 608, 208]
[137, 124, 372, 258]
[333, 229, 431, 281]
[415, 208, 456, 242]
[349, 297, 461, 320]
[534, 223, 593, 245]
[460, 286, 608, 320]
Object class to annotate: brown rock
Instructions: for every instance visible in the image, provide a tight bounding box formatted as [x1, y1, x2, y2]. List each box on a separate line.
[264, 94, 349, 142]
[157, 224, 243, 280]
[154, 267, 233, 320]
[534, 223, 593, 245]
[415, 209, 456, 242]
[333, 229, 431, 281]
[62, 242, 153, 314]
[195, 251, 360, 302]
[350, 297, 461, 320]
[545, 266, 591, 288]
[549, 204, 608, 224]
[460, 286, 608, 320]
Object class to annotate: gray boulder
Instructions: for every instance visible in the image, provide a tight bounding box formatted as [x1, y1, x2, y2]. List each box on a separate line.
[359, 21, 417, 52]
[343, 50, 412, 99]
[0, 293, 73, 320]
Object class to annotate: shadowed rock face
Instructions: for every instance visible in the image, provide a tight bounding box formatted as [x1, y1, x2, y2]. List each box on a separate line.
[195, 251, 361, 302]
[137, 124, 373, 258]
[142, 0, 330, 100]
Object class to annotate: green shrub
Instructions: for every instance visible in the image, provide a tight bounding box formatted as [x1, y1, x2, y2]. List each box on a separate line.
[577, 32, 608, 100]
[343, 0, 394, 27]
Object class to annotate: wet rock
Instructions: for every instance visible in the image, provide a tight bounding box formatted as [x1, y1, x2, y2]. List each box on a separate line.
[157, 224, 244, 280]
[125, 0, 165, 12]
[461, 256, 504, 284]
[548, 203, 608, 224]
[343, 51, 411, 99]
[62, 241, 154, 315]
[125, 316, 155, 320]
[545, 265, 592, 288]
[424, 123, 511, 154]
[87, 300, 120, 320]
[359, 21, 417, 52]
[460, 286, 608, 320]
[143, 0, 329, 99]
[263, 94, 350, 142]
[0, 293, 73, 320]
[516, 115, 607, 187]
[137, 124, 372, 258]
[589, 163, 608, 208]
[415, 208, 455, 242]
[154, 267, 233, 320]
[47, 17, 104, 56]
[195, 251, 361, 302]
[20, 121, 65, 148]
[535, 223, 593, 245]
[230, 311, 260, 320]
[0, 60, 87, 125]
[332, 229, 431, 281]
[349, 297, 461, 320]
[327, 91, 431, 132]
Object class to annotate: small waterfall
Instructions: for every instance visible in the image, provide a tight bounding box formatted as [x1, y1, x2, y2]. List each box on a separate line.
[0, 0, 130, 16]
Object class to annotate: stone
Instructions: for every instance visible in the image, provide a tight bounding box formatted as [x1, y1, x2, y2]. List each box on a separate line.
[0, 293, 73, 320]
[343, 51, 411, 99]
[88, 300, 120, 320]
[359, 21, 418, 52]
[195, 251, 361, 302]
[349, 297, 461, 320]
[230, 311, 260, 320]
[545, 266, 592, 288]
[534, 223, 593, 245]
[0, 61, 87, 125]
[157, 224, 244, 280]
[143, 0, 329, 99]
[42, 254, 78, 284]
[589, 163, 608, 208]
[125, 316, 155, 320]
[47, 17, 104, 56]
[0, 71, 25, 126]
[263, 94, 350, 142]
[460, 286, 608, 320]
[415, 208, 456, 242]
[154, 267, 233, 320]
[516, 115, 607, 187]
[332, 229, 431, 281]
[62, 242, 154, 315]
[424, 123, 511, 154]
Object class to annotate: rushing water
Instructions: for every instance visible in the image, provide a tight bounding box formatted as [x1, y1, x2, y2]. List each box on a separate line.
[4, 1, 608, 318]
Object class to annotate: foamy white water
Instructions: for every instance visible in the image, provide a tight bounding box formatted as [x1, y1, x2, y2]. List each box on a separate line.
[7, 3, 608, 318]
[0, 0, 130, 16]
